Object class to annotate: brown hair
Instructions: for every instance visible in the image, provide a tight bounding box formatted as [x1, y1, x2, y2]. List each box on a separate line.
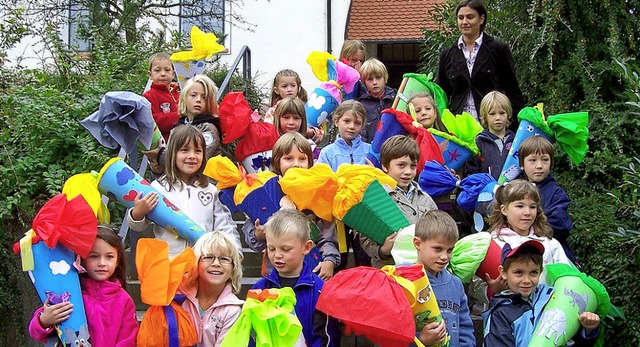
[502, 245, 543, 271]
[489, 179, 553, 238]
[518, 136, 555, 169]
[407, 92, 448, 132]
[332, 100, 366, 123]
[271, 132, 314, 175]
[455, 0, 487, 32]
[415, 210, 459, 243]
[270, 69, 307, 106]
[161, 125, 209, 190]
[479, 91, 512, 129]
[178, 74, 219, 117]
[148, 52, 173, 71]
[380, 135, 420, 169]
[81, 225, 127, 289]
[339, 40, 366, 62]
[273, 97, 308, 136]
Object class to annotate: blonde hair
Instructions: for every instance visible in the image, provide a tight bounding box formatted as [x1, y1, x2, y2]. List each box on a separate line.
[183, 231, 243, 294]
[489, 179, 553, 238]
[270, 69, 307, 106]
[479, 91, 512, 128]
[339, 40, 366, 62]
[380, 135, 420, 169]
[332, 100, 366, 123]
[148, 52, 173, 71]
[178, 74, 219, 116]
[161, 125, 208, 189]
[273, 97, 308, 136]
[407, 92, 448, 132]
[518, 136, 555, 169]
[360, 58, 389, 84]
[271, 132, 314, 175]
[265, 209, 311, 243]
[415, 210, 459, 243]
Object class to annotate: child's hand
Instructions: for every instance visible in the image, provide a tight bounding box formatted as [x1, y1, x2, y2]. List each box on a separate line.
[379, 232, 398, 256]
[579, 312, 600, 334]
[131, 191, 159, 221]
[485, 272, 507, 294]
[418, 320, 447, 345]
[313, 260, 335, 281]
[39, 299, 73, 328]
[254, 219, 266, 241]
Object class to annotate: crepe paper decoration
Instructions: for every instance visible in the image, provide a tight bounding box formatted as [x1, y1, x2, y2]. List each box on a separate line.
[498, 104, 589, 183]
[98, 157, 205, 242]
[366, 108, 444, 174]
[81, 91, 160, 154]
[221, 287, 305, 347]
[278, 164, 338, 221]
[218, 92, 279, 173]
[171, 26, 225, 62]
[427, 110, 483, 171]
[529, 263, 610, 347]
[136, 239, 197, 347]
[62, 172, 110, 224]
[11, 193, 96, 345]
[305, 52, 360, 127]
[447, 232, 502, 284]
[392, 72, 448, 117]
[203, 155, 282, 223]
[390, 224, 418, 265]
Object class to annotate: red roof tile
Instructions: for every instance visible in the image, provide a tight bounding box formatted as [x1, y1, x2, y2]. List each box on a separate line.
[347, 0, 447, 41]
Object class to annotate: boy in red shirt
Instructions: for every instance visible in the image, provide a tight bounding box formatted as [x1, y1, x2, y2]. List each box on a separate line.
[143, 52, 181, 141]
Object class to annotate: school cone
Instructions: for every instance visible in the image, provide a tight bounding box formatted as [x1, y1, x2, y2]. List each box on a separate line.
[170, 26, 225, 88]
[391, 73, 448, 117]
[97, 157, 206, 242]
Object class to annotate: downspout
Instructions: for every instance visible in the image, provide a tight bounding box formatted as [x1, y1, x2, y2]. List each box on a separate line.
[327, 0, 332, 53]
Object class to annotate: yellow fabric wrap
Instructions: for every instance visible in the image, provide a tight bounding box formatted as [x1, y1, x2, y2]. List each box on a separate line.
[333, 165, 397, 220]
[62, 172, 110, 223]
[306, 51, 337, 82]
[170, 25, 225, 62]
[203, 155, 277, 205]
[19, 229, 36, 271]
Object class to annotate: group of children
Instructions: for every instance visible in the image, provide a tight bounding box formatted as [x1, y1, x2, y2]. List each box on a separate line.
[28, 35, 601, 347]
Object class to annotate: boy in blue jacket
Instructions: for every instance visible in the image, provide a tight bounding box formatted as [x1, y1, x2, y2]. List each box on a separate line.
[251, 209, 339, 347]
[357, 58, 397, 143]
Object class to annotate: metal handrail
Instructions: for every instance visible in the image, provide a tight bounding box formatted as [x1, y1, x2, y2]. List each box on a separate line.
[217, 45, 252, 101]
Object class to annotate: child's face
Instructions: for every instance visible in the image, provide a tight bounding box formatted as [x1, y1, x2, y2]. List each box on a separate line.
[521, 153, 551, 183]
[279, 113, 303, 134]
[500, 196, 537, 236]
[335, 110, 364, 145]
[413, 235, 455, 276]
[186, 82, 206, 118]
[266, 233, 312, 277]
[149, 58, 175, 86]
[382, 155, 417, 191]
[279, 146, 309, 176]
[411, 97, 437, 128]
[364, 75, 385, 97]
[197, 250, 233, 289]
[274, 76, 300, 99]
[486, 102, 509, 136]
[346, 50, 365, 71]
[500, 260, 541, 299]
[176, 139, 204, 181]
[83, 238, 118, 282]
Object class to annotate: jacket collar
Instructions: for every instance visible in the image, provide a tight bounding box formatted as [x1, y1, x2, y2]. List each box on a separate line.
[335, 134, 362, 149]
[264, 261, 317, 288]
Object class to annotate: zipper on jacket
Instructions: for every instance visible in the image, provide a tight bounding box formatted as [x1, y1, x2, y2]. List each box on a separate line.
[350, 153, 354, 164]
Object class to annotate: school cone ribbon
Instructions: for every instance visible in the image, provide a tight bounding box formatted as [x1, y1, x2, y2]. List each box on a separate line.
[529, 263, 610, 347]
[392, 72, 448, 117]
[498, 104, 589, 183]
[305, 51, 360, 128]
[13, 193, 98, 345]
[366, 108, 444, 174]
[171, 25, 226, 88]
[136, 239, 197, 347]
[428, 109, 483, 171]
[98, 157, 206, 242]
[221, 288, 305, 347]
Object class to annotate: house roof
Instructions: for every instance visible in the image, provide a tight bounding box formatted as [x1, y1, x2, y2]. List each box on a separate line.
[346, 0, 447, 42]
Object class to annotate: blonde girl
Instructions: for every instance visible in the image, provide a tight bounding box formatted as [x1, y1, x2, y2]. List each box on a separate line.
[407, 92, 448, 131]
[178, 231, 244, 347]
[339, 40, 366, 71]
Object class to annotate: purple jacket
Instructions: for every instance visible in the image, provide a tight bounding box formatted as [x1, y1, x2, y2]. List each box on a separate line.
[29, 277, 138, 346]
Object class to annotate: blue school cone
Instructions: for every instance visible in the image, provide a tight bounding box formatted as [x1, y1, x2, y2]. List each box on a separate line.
[430, 132, 473, 171]
[366, 111, 408, 168]
[98, 157, 206, 242]
[305, 86, 339, 127]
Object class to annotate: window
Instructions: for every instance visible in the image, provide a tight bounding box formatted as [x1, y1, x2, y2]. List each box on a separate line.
[68, 1, 92, 52]
[179, 0, 225, 44]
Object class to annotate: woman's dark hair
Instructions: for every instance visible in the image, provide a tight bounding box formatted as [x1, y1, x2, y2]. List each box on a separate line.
[456, 0, 488, 32]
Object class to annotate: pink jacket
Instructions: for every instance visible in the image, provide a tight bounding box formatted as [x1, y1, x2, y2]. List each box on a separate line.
[178, 282, 244, 347]
[29, 277, 138, 346]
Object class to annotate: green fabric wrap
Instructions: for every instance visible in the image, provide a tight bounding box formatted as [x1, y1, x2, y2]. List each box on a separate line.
[402, 72, 449, 117]
[448, 232, 492, 283]
[429, 109, 483, 154]
[547, 111, 589, 165]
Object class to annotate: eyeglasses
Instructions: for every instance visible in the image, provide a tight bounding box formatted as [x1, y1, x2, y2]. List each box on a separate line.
[200, 255, 233, 265]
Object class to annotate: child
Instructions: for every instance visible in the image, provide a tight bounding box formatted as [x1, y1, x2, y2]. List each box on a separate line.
[407, 92, 448, 132]
[519, 135, 577, 263]
[483, 240, 600, 346]
[178, 231, 244, 347]
[243, 132, 340, 280]
[486, 179, 571, 293]
[29, 226, 139, 346]
[271, 96, 324, 158]
[414, 210, 476, 346]
[264, 69, 308, 124]
[465, 91, 515, 179]
[357, 58, 397, 143]
[143, 52, 181, 142]
[317, 100, 371, 170]
[339, 40, 366, 99]
[129, 125, 241, 258]
[360, 135, 438, 268]
[251, 209, 339, 347]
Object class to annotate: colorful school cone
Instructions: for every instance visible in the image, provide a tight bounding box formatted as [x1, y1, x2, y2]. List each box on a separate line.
[429, 109, 483, 171]
[98, 157, 206, 242]
[448, 232, 501, 284]
[382, 264, 451, 346]
[13, 194, 97, 345]
[391, 72, 448, 117]
[529, 263, 610, 347]
[170, 26, 225, 88]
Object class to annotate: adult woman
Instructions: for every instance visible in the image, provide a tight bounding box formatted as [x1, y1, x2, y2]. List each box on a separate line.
[437, 0, 524, 127]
